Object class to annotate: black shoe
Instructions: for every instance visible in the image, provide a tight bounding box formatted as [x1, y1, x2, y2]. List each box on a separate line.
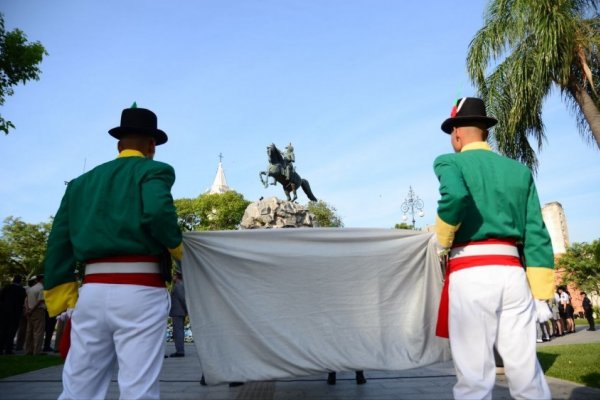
[200, 375, 207, 386]
[229, 382, 244, 387]
[327, 372, 336, 385]
[542, 337, 550, 342]
[355, 371, 367, 385]
[169, 352, 185, 358]
[588, 328, 596, 331]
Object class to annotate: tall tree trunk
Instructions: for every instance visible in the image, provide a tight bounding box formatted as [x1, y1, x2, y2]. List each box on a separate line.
[569, 84, 600, 149]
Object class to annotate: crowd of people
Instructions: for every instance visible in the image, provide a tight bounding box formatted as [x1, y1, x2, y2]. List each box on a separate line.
[535, 286, 596, 343]
[0, 274, 70, 356]
[0, 270, 192, 359]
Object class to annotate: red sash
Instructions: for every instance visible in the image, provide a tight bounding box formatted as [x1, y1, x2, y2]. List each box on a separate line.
[435, 239, 522, 338]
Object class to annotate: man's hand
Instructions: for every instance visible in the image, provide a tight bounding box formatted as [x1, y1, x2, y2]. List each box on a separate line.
[433, 238, 450, 258]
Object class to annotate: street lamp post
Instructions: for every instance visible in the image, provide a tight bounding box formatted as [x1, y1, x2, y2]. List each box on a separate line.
[401, 186, 424, 229]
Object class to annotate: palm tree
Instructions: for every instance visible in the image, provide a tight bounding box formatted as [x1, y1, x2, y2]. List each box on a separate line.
[467, 0, 599, 170]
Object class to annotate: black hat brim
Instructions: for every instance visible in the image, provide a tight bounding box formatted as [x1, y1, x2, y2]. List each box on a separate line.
[441, 116, 498, 134]
[108, 126, 168, 145]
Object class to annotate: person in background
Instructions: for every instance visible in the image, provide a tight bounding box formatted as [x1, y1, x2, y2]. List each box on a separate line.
[550, 293, 563, 337]
[327, 371, 366, 385]
[15, 277, 36, 351]
[558, 287, 575, 333]
[581, 291, 596, 331]
[536, 301, 552, 343]
[43, 104, 182, 400]
[0, 275, 27, 355]
[43, 308, 57, 352]
[168, 270, 188, 358]
[25, 275, 46, 355]
[434, 97, 554, 399]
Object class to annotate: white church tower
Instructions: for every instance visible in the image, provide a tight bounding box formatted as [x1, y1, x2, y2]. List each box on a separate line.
[207, 153, 230, 194]
[541, 201, 570, 255]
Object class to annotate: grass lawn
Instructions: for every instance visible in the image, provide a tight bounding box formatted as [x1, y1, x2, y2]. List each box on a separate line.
[0, 354, 63, 379]
[537, 343, 600, 388]
[574, 318, 599, 326]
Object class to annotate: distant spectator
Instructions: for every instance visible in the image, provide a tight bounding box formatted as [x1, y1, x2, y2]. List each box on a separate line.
[550, 294, 563, 337]
[168, 270, 188, 358]
[25, 275, 47, 355]
[327, 371, 366, 385]
[0, 275, 27, 355]
[581, 292, 596, 332]
[536, 300, 552, 343]
[43, 310, 57, 352]
[15, 277, 37, 351]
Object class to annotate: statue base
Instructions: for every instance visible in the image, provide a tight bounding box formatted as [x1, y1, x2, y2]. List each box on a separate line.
[240, 197, 319, 229]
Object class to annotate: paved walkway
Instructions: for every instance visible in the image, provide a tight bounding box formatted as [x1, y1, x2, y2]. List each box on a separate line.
[1, 326, 599, 399]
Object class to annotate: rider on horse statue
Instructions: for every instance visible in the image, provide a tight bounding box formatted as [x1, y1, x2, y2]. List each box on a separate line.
[260, 143, 317, 203]
[283, 143, 295, 181]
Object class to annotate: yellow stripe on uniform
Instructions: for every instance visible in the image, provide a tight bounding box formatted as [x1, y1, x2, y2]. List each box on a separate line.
[526, 267, 555, 300]
[435, 214, 460, 248]
[44, 282, 79, 317]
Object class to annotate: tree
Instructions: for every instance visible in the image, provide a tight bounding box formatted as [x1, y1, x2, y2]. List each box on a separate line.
[0, 216, 51, 283]
[394, 222, 414, 230]
[467, 1, 600, 170]
[556, 239, 600, 295]
[307, 200, 344, 227]
[174, 191, 250, 231]
[0, 13, 48, 135]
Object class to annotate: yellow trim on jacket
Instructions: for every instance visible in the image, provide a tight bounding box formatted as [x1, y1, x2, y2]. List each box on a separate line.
[461, 141, 492, 152]
[44, 282, 79, 317]
[526, 267, 555, 300]
[435, 214, 460, 248]
[118, 149, 145, 158]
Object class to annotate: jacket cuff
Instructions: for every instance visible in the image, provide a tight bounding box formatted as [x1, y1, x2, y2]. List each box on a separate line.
[435, 214, 460, 248]
[169, 243, 184, 261]
[526, 267, 555, 300]
[44, 282, 79, 317]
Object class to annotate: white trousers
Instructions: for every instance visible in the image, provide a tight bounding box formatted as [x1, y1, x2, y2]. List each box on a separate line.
[59, 283, 170, 400]
[449, 266, 550, 400]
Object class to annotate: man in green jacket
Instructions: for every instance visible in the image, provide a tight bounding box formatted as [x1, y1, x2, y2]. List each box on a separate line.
[44, 105, 182, 400]
[434, 97, 554, 399]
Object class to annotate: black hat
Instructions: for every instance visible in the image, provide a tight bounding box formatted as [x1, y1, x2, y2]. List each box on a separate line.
[441, 97, 497, 134]
[109, 105, 168, 145]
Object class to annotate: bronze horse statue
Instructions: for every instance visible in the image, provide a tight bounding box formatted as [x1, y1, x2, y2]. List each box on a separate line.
[259, 143, 317, 202]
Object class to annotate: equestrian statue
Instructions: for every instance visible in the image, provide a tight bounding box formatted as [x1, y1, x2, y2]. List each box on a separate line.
[259, 143, 317, 202]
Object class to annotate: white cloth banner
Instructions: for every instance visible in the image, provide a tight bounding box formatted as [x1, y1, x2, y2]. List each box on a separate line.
[182, 228, 451, 385]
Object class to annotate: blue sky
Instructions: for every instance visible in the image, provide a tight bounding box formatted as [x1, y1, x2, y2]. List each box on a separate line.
[1, 1, 598, 243]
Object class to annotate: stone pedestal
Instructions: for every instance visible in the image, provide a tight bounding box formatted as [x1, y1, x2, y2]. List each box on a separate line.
[240, 197, 319, 229]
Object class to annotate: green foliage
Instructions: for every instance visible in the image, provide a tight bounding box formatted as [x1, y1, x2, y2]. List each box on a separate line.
[538, 343, 600, 388]
[0, 13, 48, 134]
[0, 216, 52, 283]
[174, 191, 250, 231]
[556, 239, 600, 295]
[394, 222, 414, 230]
[467, 0, 600, 170]
[307, 200, 343, 227]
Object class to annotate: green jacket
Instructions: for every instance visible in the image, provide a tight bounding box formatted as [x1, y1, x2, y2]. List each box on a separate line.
[434, 142, 554, 299]
[43, 150, 182, 316]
